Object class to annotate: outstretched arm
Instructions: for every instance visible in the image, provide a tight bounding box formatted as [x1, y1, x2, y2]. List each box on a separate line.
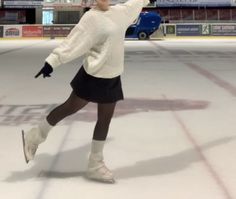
[113, 0, 151, 26]
[45, 12, 99, 69]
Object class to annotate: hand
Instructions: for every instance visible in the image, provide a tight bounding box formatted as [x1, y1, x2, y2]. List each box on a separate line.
[35, 62, 53, 78]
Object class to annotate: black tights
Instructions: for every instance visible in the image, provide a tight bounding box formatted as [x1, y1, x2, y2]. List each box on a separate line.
[46, 90, 116, 141]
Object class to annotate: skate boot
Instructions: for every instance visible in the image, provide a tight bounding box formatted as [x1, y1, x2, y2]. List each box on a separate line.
[86, 140, 115, 183]
[22, 128, 41, 163]
[21, 117, 54, 163]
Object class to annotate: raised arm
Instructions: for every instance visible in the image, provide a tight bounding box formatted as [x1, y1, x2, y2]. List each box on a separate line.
[45, 12, 99, 69]
[113, 0, 150, 26]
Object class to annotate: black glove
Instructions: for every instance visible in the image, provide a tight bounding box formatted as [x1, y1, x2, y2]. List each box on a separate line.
[149, 0, 156, 4]
[35, 62, 53, 78]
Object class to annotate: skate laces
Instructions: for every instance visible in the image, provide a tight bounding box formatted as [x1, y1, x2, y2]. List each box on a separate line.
[97, 162, 112, 175]
[89, 160, 111, 174]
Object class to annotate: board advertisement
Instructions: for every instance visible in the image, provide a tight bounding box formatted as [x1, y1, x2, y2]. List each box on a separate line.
[22, 26, 43, 37]
[43, 25, 74, 37]
[164, 24, 211, 36]
[166, 25, 176, 35]
[176, 24, 201, 36]
[4, 25, 22, 38]
[211, 24, 236, 36]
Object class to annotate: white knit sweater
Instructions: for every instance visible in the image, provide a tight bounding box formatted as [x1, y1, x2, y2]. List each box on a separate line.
[45, 0, 150, 78]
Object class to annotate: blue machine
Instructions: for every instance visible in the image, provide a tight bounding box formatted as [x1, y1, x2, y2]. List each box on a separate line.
[125, 11, 162, 40]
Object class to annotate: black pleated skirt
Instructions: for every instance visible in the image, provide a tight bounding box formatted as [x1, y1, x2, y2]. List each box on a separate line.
[70, 65, 124, 103]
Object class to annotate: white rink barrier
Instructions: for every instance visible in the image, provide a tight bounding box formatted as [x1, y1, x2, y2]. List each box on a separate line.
[1, 23, 236, 39]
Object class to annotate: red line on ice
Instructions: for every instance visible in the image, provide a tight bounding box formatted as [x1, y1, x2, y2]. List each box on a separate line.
[162, 94, 233, 199]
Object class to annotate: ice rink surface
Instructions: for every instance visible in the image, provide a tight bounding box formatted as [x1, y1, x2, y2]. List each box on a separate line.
[0, 38, 236, 199]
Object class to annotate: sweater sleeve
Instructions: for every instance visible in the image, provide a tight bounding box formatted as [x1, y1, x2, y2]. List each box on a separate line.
[45, 12, 98, 69]
[114, 0, 150, 26]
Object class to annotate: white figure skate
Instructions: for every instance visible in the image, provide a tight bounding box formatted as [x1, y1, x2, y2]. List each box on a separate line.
[21, 127, 44, 163]
[22, 118, 53, 163]
[86, 153, 116, 183]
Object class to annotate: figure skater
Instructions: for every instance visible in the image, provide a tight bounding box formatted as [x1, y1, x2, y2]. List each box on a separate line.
[22, 0, 155, 183]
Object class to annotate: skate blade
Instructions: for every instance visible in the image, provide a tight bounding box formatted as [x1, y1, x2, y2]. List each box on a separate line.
[86, 175, 116, 184]
[21, 130, 29, 164]
[90, 178, 115, 184]
[97, 178, 115, 184]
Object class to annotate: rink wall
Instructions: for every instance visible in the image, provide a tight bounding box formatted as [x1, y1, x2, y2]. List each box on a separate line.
[156, 23, 236, 37]
[0, 23, 236, 39]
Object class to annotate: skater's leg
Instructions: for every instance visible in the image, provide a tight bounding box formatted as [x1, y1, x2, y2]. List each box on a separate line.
[35, 89, 89, 142]
[47, 90, 89, 126]
[92, 102, 116, 140]
[86, 102, 117, 183]
[22, 90, 89, 163]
